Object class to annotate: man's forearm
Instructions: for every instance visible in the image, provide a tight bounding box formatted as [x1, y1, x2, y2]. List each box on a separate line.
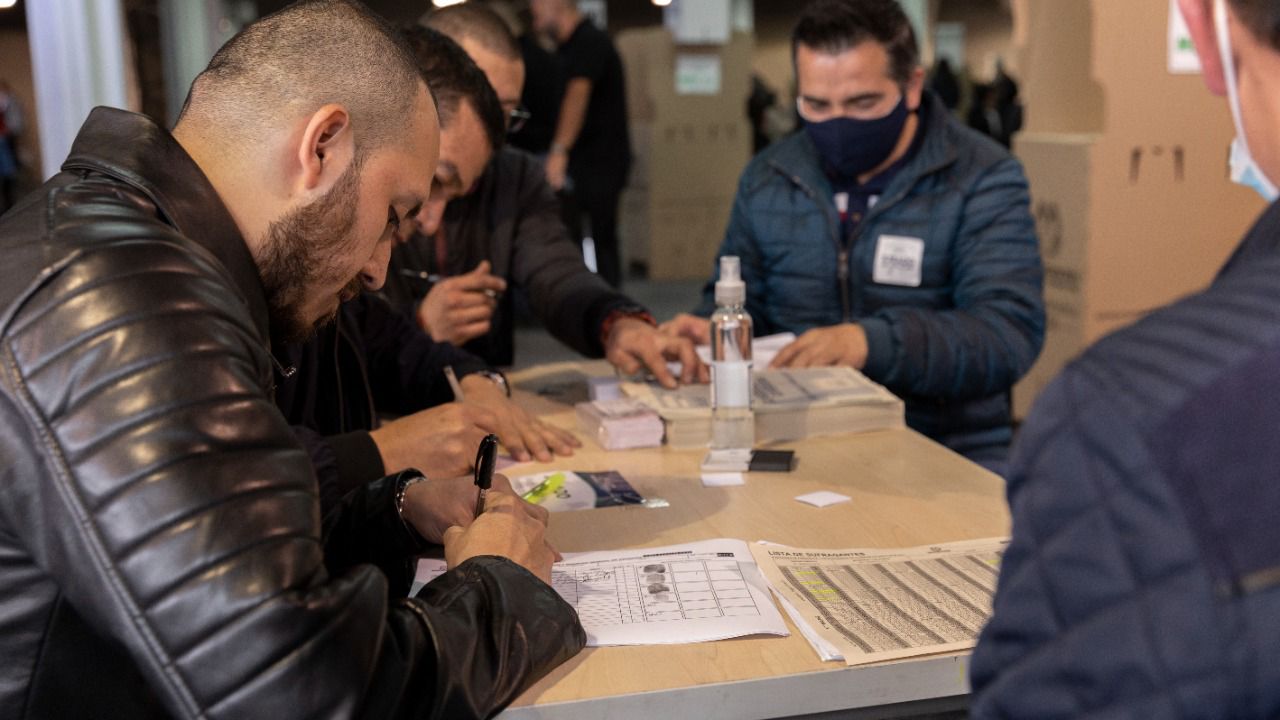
[550, 79, 592, 156]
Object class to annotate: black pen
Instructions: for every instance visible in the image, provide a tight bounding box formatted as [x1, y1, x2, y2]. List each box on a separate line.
[398, 268, 445, 284]
[474, 433, 499, 518]
[398, 268, 502, 301]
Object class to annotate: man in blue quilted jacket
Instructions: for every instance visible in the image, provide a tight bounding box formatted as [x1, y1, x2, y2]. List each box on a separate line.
[970, 1, 1280, 716]
[664, 0, 1044, 471]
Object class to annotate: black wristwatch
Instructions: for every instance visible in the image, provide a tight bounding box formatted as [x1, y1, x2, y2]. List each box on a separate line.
[471, 369, 510, 397]
[395, 473, 429, 531]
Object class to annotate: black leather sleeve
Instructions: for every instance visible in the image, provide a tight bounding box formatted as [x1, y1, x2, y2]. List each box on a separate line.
[408, 556, 587, 720]
[293, 423, 386, 513]
[0, 235, 583, 719]
[321, 471, 431, 599]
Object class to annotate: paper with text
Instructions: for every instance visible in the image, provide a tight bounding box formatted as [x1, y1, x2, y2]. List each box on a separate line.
[416, 539, 789, 646]
[751, 538, 1008, 665]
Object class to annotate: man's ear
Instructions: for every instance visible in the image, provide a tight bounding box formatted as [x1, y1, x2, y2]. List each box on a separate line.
[906, 66, 926, 111]
[295, 103, 355, 196]
[1179, 0, 1227, 96]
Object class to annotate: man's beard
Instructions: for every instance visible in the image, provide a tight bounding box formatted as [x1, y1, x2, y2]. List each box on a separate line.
[258, 157, 367, 344]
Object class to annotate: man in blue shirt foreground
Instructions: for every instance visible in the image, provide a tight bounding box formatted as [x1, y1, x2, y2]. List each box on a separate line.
[970, 0, 1280, 715]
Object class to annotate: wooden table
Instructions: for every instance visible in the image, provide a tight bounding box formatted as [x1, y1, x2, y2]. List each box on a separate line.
[499, 362, 1010, 720]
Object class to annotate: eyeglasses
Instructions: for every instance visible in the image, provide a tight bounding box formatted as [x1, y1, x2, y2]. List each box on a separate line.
[508, 106, 532, 134]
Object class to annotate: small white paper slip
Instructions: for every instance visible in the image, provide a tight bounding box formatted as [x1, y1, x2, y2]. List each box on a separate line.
[795, 491, 852, 508]
[702, 472, 746, 487]
[872, 234, 925, 287]
[701, 448, 753, 472]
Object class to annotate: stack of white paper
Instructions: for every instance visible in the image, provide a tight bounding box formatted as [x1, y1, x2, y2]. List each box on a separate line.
[623, 366, 905, 449]
[575, 398, 665, 449]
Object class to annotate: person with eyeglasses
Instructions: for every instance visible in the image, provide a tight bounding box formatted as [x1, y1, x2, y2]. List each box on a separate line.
[384, 3, 704, 388]
[662, 0, 1044, 474]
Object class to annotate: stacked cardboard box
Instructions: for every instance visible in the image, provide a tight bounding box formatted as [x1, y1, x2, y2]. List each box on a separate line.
[1010, 0, 1265, 418]
[616, 27, 753, 281]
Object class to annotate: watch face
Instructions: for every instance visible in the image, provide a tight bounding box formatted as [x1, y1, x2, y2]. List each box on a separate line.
[479, 371, 510, 396]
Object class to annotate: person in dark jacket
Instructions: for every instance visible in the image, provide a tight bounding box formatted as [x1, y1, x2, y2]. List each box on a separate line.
[384, 3, 703, 388]
[531, 0, 632, 289]
[970, 0, 1280, 715]
[277, 25, 580, 506]
[928, 58, 961, 111]
[277, 292, 519, 512]
[664, 0, 1044, 471]
[511, 28, 564, 155]
[0, 3, 583, 718]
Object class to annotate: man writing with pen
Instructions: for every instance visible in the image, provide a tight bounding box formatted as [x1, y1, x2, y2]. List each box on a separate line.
[274, 27, 583, 518]
[382, 4, 705, 388]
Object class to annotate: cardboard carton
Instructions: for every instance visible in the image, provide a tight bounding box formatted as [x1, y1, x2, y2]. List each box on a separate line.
[1010, 0, 1265, 418]
[616, 27, 753, 281]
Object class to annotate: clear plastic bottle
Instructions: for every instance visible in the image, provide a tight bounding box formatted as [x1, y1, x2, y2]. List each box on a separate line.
[710, 256, 754, 450]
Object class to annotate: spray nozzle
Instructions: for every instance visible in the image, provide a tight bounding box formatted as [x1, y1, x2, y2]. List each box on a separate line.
[715, 256, 745, 305]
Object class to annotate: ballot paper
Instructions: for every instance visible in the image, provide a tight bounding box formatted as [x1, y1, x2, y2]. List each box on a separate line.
[695, 332, 797, 368]
[750, 538, 1008, 666]
[415, 539, 789, 647]
[664, 332, 799, 380]
[771, 588, 843, 662]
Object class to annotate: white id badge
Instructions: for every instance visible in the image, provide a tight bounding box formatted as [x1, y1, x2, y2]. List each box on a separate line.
[872, 235, 925, 287]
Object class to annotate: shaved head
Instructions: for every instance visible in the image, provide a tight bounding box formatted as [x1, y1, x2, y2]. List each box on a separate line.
[424, 3, 521, 61]
[400, 25, 505, 155]
[176, 0, 423, 159]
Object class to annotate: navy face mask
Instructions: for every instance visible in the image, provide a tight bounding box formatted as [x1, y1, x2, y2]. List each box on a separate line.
[803, 95, 910, 180]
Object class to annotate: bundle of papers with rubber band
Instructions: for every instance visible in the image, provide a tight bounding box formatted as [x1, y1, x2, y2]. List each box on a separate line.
[622, 366, 905, 448]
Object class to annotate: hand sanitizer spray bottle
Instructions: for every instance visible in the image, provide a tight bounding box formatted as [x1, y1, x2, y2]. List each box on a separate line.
[710, 256, 754, 450]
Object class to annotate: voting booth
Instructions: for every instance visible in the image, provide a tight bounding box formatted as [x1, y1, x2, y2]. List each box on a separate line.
[1010, 0, 1266, 418]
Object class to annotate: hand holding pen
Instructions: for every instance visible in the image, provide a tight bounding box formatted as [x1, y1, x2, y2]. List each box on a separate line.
[415, 260, 507, 346]
[440, 433, 561, 583]
[390, 428, 546, 545]
[474, 433, 498, 518]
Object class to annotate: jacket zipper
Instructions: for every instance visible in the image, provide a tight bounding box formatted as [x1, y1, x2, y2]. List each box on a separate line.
[331, 327, 347, 432]
[778, 169, 854, 323]
[770, 108, 957, 326]
[841, 182, 914, 318]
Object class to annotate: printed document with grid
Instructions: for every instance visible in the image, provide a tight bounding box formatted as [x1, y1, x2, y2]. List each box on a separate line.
[415, 539, 789, 646]
[751, 538, 1008, 665]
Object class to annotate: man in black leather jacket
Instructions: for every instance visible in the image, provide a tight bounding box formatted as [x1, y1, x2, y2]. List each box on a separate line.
[0, 2, 584, 718]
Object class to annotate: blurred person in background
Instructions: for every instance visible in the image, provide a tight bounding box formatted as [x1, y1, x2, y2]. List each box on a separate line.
[530, 0, 632, 288]
[0, 80, 19, 212]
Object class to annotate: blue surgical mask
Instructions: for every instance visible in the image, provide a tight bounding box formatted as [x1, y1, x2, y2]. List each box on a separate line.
[803, 95, 910, 180]
[1215, 0, 1278, 202]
